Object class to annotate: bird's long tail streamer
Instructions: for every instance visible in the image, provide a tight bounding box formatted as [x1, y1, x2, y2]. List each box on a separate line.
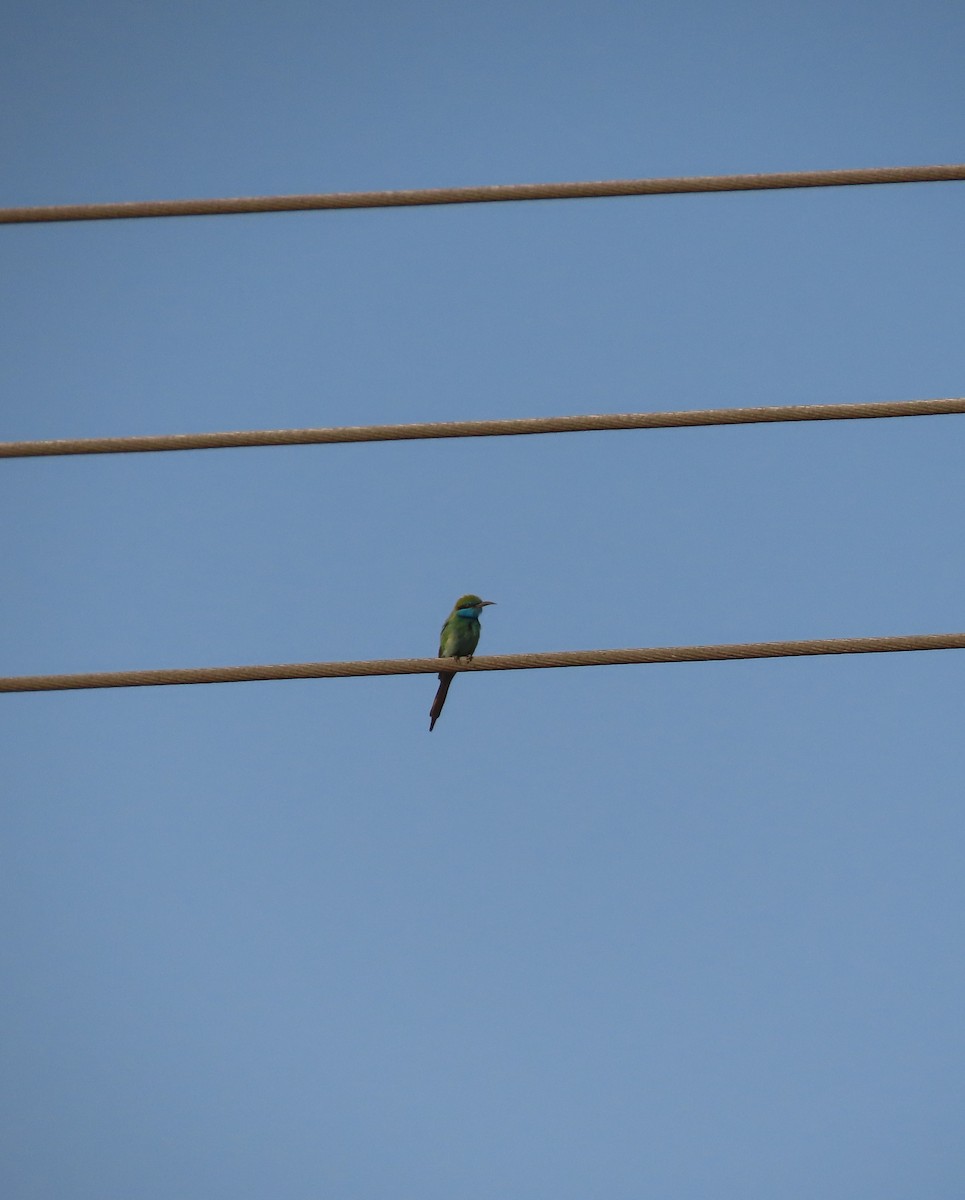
[429, 671, 455, 731]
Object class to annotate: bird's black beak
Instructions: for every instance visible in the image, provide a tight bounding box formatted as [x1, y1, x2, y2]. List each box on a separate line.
[480, 600, 496, 606]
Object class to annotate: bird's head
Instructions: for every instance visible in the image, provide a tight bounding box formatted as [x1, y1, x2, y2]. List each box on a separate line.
[454, 594, 495, 615]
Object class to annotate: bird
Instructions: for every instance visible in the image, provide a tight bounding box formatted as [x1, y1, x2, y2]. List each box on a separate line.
[429, 594, 495, 731]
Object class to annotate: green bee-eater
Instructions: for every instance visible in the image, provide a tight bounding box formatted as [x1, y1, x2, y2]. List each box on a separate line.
[429, 594, 495, 731]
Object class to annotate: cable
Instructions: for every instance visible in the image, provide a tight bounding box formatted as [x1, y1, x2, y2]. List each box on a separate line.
[3, 163, 964, 226]
[3, 632, 964, 694]
[4, 396, 965, 460]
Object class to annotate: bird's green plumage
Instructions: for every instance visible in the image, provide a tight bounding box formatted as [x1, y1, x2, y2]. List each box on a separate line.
[429, 594, 494, 731]
[438, 594, 486, 657]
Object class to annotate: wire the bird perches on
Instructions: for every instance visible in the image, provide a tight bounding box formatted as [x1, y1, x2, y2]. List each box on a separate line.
[3, 632, 965, 694]
[3, 396, 965, 459]
[2, 163, 964, 225]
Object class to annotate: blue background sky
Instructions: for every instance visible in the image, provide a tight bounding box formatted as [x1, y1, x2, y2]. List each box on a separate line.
[3, 2, 965, 1196]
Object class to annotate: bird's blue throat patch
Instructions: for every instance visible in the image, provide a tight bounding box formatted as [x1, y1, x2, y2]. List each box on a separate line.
[456, 607, 480, 619]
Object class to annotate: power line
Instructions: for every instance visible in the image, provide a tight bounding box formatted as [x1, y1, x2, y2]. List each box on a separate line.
[3, 632, 964, 694]
[3, 163, 964, 226]
[3, 396, 965, 460]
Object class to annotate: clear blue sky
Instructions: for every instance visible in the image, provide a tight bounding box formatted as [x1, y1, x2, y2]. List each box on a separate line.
[3, 2, 965, 1197]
